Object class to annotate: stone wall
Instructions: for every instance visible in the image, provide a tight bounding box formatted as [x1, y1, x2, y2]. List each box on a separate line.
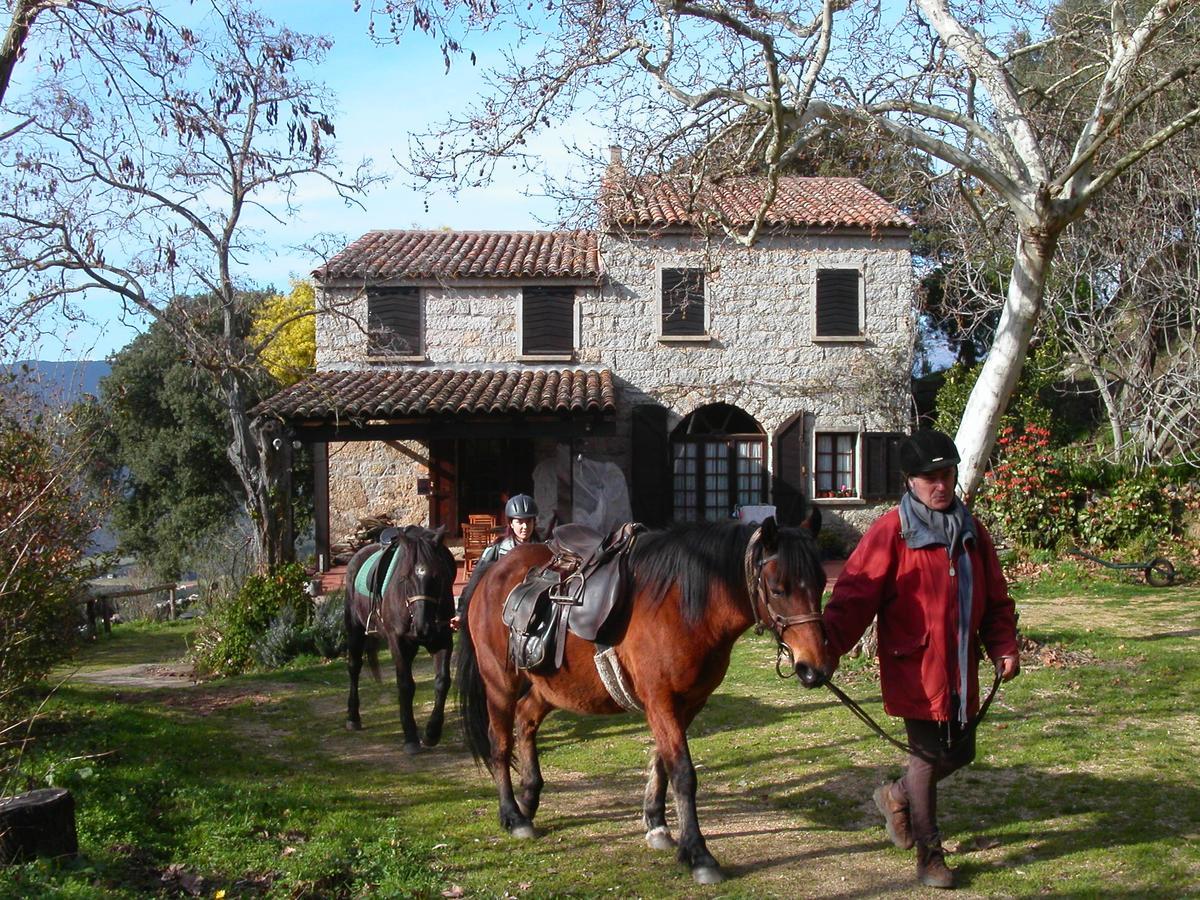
[326, 439, 430, 547]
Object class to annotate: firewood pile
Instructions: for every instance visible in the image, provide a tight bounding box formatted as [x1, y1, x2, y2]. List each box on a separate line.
[331, 514, 397, 563]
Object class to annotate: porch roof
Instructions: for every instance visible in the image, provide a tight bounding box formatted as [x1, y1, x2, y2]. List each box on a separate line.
[251, 367, 617, 423]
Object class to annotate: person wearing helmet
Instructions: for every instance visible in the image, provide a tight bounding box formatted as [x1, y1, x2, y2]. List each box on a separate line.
[821, 429, 1020, 890]
[450, 493, 542, 631]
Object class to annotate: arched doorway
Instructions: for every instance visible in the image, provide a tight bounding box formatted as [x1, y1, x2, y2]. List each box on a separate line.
[670, 403, 767, 521]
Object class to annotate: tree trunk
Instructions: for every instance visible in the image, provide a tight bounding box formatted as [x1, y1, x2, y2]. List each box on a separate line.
[0, 788, 78, 864]
[955, 228, 1059, 499]
[222, 372, 294, 573]
[1084, 361, 1127, 460]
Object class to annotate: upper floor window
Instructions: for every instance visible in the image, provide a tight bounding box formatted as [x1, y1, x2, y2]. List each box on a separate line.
[367, 286, 421, 357]
[660, 267, 707, 338]
[521, 286, 576, 357]
[815, 268, 862, 338]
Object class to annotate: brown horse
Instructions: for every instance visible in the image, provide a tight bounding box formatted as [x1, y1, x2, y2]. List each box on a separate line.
[456, 516, 834, 884]
[344, 525, 457, 754]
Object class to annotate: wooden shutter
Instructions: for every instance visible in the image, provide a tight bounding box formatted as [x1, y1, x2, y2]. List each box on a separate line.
[864, 432, 906, 499]
[772, 410, 810, 526]
[816, 269, 861, 337]
[630, 403, 670, 527]
[522, 286, 575, 355]
[367, 287, 420, 356]
[661, 268, 706, 336]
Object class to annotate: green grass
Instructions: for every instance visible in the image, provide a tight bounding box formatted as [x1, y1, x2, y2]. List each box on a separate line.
[2, 573, 1198, 898]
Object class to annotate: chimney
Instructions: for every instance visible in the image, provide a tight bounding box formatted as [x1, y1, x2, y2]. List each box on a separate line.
[609, 146, 623, 167]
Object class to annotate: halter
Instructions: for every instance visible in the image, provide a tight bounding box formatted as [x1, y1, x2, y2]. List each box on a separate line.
[742, 526, 824, 644]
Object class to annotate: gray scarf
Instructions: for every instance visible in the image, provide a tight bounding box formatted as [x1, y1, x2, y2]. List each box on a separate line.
[899, 491, 977, 724]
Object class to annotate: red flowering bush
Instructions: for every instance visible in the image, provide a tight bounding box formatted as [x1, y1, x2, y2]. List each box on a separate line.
[975, 424, 1076, 550]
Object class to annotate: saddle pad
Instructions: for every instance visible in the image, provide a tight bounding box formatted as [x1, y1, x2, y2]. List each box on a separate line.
[353, 544, 406, 600]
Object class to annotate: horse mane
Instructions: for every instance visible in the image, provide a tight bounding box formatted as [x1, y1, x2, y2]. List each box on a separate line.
[627, 520, 825, 625]
[628, 521, 756, 624]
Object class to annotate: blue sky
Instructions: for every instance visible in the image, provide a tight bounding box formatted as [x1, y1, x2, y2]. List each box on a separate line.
[27, 1, 602, 361]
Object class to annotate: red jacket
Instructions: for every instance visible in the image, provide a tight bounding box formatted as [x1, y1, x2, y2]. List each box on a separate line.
[823, 508, 1019, 721]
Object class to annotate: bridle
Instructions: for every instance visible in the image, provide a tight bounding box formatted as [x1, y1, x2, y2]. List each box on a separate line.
[400, 560, 453, 628]
[743, 526, 824, 676]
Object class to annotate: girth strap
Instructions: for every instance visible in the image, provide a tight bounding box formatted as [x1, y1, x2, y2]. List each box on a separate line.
[594, 644, 642, 712]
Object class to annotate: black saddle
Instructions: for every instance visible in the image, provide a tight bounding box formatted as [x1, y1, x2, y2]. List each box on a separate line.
[502, 522, 644, 671]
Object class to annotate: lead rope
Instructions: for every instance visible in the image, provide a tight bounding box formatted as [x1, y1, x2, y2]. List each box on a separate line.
[821, 667, 1004, 760]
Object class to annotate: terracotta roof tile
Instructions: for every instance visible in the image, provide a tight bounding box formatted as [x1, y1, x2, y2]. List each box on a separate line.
[315, 230, 601, 282]
[602, 175, 914, 230]
[251, 368, 616, 421]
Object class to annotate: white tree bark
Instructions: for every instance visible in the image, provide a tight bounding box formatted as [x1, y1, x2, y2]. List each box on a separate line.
[954, 228, 1057, 498]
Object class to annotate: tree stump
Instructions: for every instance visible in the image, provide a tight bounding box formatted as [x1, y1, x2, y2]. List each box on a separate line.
[0, 788, 79, 864]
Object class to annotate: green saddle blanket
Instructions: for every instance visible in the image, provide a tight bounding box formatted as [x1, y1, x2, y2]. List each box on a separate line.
[353, 544, 406, 600]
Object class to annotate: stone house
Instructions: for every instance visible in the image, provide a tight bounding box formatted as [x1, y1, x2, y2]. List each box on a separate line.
[254, 168, 915, 568]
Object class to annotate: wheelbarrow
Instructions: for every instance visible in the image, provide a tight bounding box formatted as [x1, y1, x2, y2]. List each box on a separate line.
[1068, 547, 1175, 586]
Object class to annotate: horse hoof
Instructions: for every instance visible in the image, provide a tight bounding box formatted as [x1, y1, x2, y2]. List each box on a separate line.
[692, 866, 724, 885]
[645, 827, 676, 851]
[345, 720, 362, 732]
[510, 824, 536, 840]
[404, 742, 424, 755]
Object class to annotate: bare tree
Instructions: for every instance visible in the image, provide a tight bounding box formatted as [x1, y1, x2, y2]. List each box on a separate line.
[399, 0, 1200, 495]
[1047, 147, 1200, 469]
[0, 0, 376, 569]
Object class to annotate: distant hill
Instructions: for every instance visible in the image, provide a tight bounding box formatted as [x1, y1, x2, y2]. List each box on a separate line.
[4, 360, 111, 406]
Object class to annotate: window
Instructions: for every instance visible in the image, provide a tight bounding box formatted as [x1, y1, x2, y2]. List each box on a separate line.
[671, 404, 766, 521]
[863, 432, 906, 499]
[815, 268, 862, 337]
[521, 286, 575, 356]
[660, 267, 707, 338]
[367, 286, 421, 357]
[815, 432, 857, 498]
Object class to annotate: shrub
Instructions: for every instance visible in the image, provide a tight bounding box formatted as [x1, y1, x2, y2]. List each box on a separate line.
[1076, 475, 1173, 551]
[974, 424, 1076, 550]
[192, 562, 312, 677]
[0, 398, 102, 713]
[305, 595, 347, 660]
[250, 595, 345, 669]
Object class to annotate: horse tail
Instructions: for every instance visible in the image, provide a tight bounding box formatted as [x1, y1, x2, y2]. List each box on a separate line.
[455, 612, 491, 765]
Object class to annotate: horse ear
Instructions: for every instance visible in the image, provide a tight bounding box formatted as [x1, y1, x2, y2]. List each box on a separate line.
[432, 524, 447, 544]
[760, 515, 779, 552]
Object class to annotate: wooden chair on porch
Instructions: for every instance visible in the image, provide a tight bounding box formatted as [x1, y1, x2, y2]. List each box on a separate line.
[462, 522, 494, 575]
[468, 513, 497, 529]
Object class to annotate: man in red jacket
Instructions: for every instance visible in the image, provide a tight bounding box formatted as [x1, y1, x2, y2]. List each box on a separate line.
[822, 429, 1020, 889]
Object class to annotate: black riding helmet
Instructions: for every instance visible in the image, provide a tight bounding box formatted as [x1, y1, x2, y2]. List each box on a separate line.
[898, 429, 961, 476]
[504, 493, 538, 519]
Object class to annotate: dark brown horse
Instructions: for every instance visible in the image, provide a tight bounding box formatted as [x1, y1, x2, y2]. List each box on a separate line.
[344, 525, 457, 754]
[456, 516, 834, 884]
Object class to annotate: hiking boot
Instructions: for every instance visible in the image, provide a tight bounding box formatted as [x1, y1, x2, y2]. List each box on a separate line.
[916, 842, 956, 889]
[873, 781, 914, 850]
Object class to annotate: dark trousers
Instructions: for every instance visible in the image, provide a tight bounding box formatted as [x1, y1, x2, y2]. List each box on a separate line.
[898, 715, 976, 847]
